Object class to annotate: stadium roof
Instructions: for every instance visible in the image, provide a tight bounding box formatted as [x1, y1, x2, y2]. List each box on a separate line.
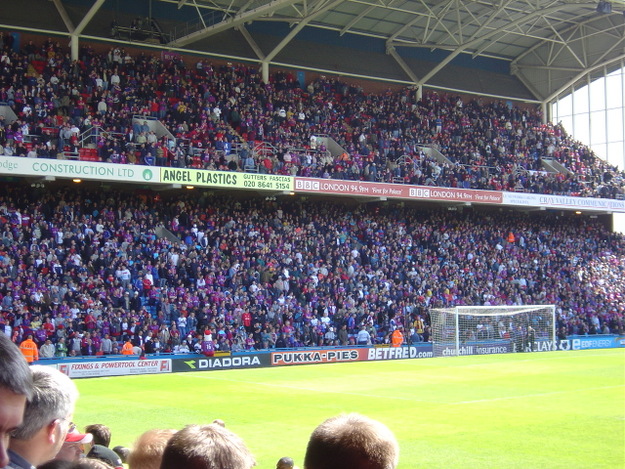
[2, 0, 625, 103]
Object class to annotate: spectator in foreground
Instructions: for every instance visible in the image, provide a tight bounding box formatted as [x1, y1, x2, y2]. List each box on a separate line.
[7, 366, 79, 468]
[76, 460, 115, 469]
[303, 413, 399, 469]
[39, 459, 115, 469]
[86, 445, 123, 469]
[0, 333, 33, 468]
[112, 446, 130, 465]
[54, 429, 94, 462]
[85, 424, 111, 448]
[127, 428, 177, 469]
[160, 424, 256, 469]
[276, 456, 299, 469]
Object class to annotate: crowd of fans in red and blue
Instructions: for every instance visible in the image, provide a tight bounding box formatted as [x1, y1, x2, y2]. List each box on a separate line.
[0, 34, 624, 358]
[0, 181, 623, 358]
[0, 32, 624, 199]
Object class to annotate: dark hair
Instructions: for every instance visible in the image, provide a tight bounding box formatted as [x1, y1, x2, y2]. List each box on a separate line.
[113, 446, 130, 464]
[0, 332, 33, 399]
[38, 461, 75, 469]
[276, 456, 295, 469]
[86, 423, 112, 447]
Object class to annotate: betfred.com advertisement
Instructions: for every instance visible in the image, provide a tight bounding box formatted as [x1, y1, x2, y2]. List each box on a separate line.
[270, 346, 435, 366]
[367, 345, 433, 360]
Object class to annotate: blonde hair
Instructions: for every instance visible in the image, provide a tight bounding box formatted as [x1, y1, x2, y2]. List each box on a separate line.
[160, 424, 256, 469]
[128, 428, 177, 469]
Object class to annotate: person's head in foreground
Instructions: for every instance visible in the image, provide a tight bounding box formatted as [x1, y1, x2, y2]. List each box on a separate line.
[276, 456, 298, 469]
[87, 444, 124, 469]
[55, 428, 94, 462]
[127, 428, 177, 469]
[113, 445, 130, 464]
[0, 332, 33, 467]
[39, 459, 114, 469]
[85, 423, 111, 448]
[76, 459, 115, 469]
[9, 365, 79, 467]
[303, 413, 399, 469]
[160, 423, 256, 469]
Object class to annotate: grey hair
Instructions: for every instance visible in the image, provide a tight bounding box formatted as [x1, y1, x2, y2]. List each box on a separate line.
[0, 332, 33, 399]
[11, 365, 78, 440]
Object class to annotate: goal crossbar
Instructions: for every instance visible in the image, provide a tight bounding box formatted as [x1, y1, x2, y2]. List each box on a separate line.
[431, 305, 556, 357]
[432, 306, 552, 316]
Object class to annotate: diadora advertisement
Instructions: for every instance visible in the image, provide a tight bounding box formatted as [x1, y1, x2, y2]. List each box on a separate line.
[45, 334, 623, 379]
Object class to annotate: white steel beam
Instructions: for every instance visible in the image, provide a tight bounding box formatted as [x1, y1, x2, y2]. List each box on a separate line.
[170, 0, 300, 47]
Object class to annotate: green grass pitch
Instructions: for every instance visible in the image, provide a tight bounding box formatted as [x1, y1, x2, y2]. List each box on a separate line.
[73, 349, 624, 469]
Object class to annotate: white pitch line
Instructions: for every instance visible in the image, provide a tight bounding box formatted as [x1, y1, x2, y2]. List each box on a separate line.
[184, 373, 624, 406]
[450, 384, 625, 405]
[411, 350, 625, 369]
[185, 373, 434, 402]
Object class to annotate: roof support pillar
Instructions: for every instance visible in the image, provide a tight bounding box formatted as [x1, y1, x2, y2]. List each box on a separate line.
[262, 61, 269, 84]
[415, 85, 423, 101]
[70, 34, 79, 61]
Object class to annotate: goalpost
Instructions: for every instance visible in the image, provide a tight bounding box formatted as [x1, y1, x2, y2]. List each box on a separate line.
[431, 305, 556, 357]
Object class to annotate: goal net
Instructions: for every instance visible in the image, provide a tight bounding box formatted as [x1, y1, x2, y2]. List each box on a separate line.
[431, 305, 556, 357]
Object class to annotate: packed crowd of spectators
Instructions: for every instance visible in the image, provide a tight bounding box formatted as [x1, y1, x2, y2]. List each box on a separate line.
[0, 181, 623, 358]
[1, 32, 624, 199]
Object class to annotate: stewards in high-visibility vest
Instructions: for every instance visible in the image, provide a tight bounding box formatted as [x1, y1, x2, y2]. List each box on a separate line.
[391, 327, 404, 347]
[121, 339, 135, 355]
[19, 335, 39, 363]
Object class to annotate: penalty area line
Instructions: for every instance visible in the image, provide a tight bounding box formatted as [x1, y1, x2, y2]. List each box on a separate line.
[185, 373, 433, 402]
[449, 384, 625, 405]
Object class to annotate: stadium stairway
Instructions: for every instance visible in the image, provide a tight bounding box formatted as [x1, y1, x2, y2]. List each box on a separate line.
[155, 225, 182, 245]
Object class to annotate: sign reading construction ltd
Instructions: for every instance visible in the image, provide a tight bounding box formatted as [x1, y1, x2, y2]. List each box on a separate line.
[0, 156, 157, 183]
[161, 168, 293, 191]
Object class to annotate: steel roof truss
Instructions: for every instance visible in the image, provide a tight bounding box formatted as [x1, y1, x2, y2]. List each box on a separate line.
[340, 4, 376, 36]
[51, 0, 75, 33]
[546, 23, 586, 68]
[74, 0, 106, 37]
[170, 0, 300, 46]
[264, 0, 344, 62]
[237, 24, 266, 59]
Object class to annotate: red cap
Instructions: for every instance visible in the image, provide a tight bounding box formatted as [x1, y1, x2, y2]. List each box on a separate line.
[65, 429, 94, 444]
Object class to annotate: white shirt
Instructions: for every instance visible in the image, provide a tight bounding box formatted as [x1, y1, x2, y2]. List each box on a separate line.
[357, 329, 371, 344]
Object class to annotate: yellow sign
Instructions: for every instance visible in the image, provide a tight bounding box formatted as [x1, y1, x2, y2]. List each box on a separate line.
[160, 168, 293, 191]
